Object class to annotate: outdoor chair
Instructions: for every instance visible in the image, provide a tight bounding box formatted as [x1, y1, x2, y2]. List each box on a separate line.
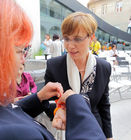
[109, 60, 131, 101]
[118, 60, 129, 66]
[117, 60, 131, 80]
[116, 56, 125, 61]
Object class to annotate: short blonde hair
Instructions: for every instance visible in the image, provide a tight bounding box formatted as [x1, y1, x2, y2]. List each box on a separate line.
[61, 12, 97, 37]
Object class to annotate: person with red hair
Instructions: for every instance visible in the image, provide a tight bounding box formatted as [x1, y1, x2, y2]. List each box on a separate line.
[0, 0, 62, 139]
[0, 0, 106, 139]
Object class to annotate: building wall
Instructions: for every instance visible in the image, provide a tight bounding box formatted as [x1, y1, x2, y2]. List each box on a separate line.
[88, 0, 131, 32]
[16, 0, 41, 56]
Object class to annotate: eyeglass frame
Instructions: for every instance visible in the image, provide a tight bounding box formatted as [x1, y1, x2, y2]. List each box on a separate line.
[15, 47, 27, 56]
[63, 35, 89, 44]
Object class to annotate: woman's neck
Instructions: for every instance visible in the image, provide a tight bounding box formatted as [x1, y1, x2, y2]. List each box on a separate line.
[74, 54, 89, 72]
[74, 53, 89, 81]
[16, 74, 22, 84]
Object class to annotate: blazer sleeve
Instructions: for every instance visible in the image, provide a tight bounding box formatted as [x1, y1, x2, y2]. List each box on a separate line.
[16, 93, 51, 118]
[98, 62, 113, 138]
[44, 59, 60, 100]
[66, 94, 106, 140]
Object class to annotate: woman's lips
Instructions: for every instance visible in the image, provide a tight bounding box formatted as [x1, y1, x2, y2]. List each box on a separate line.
[69, 51, 78, 55]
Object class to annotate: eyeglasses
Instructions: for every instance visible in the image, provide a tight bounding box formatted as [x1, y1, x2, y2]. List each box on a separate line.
[63, 35, 89, 44]
[15, 47, 26, 56]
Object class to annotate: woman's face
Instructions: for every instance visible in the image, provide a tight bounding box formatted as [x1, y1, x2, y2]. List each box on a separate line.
[45, 35, 50, 40]
[63, 29, 91, 61]
[15, 46, 26, 74]
[18, 64, 24, 75]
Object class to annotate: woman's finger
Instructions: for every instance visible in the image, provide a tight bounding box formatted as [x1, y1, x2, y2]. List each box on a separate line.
[61, 123, 66, 130]
[52, 118, 63, 129]
[57, 89, 75, 105]
[49, 82, 63, 97]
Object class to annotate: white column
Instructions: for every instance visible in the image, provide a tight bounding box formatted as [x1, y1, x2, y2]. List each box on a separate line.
[16, 0, 41, 57]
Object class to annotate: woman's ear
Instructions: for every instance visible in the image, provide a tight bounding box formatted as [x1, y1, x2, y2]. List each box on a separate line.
[91, 34, 95, 41]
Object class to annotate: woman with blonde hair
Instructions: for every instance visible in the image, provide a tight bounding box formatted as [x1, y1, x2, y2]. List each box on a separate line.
[0, 0, 106, 139]
[45, 12, 113, 140]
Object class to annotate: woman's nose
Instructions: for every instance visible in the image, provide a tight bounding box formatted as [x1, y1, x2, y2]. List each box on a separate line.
[67, 42, 76, 49]
[21, 54, 25, 64]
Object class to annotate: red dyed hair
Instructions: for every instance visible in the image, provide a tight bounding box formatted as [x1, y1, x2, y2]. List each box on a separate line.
[0, 0, 33, 105]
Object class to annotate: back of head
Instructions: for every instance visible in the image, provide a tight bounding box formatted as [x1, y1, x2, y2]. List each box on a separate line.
[61, 12, 97, 37]
[0, 0, 33, 105]
[53, 34, 59, 41]
[111, 44, 117, 50]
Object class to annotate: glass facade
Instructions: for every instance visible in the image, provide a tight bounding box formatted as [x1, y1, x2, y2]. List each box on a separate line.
[40, 0, 72, 41]
[40, 0, 131, 50]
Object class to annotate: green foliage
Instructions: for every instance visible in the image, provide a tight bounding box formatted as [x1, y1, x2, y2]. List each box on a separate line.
[33, 49, 43, 58]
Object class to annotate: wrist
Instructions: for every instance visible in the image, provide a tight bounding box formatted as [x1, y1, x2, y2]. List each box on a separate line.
[37, 91, 44, 102]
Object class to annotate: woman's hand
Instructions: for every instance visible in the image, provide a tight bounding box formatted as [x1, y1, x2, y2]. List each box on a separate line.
[52, 89, 75, 130]
[14, 93, 32, 102]
[107, 138, 114, 140]
[57, 89, 75, 105]
[37, 82, 63, 102]
[52, 107, 66, 130]
[14, 97, 24, 102]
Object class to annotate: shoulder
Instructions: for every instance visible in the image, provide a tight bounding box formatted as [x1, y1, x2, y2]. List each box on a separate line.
[96, 57, 111, 74]
[96, 57, 111, 67]
[46, 54, 67, 76]
[23, 72, 31, 76]
[47, 54, 66, 66]
[22, 72, 32, 79]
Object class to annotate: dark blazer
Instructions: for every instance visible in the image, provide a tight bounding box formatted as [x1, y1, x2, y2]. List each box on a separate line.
[44, 54, 112, 138]
[0, 93, 106, 140]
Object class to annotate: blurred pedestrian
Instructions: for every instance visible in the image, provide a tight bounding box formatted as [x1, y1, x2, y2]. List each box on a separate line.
[127, 16, 131, 34]
[51, 34, 63, 57]
[109, 44, 118, 57]
[90, 36, 101, 55]
[43, 34, 52, 54]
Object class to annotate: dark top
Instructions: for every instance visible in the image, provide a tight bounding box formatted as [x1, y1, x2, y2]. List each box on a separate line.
[44, 54, 112, 138]
[0, 93, 106, 140]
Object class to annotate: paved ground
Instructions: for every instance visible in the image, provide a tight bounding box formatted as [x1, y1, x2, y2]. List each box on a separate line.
[110, 91, 131, 140]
